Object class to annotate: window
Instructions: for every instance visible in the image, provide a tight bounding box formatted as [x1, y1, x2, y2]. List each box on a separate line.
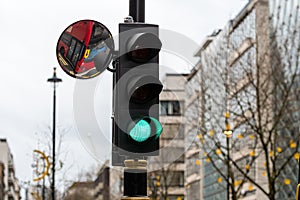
[161, 124, 184, 139]
[67, 39, 76, 60]
[161, 147, 184, 163]
[61, 33, 72, 46]
[160, 101, 182, 116]
[167, 171, 184, 187]
[163, 171, 184, 187]
[71, 42, 84, 66]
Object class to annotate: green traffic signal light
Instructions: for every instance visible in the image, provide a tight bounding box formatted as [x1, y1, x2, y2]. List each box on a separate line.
[129, 119, 151, 142]
[129, 117, 163, 142]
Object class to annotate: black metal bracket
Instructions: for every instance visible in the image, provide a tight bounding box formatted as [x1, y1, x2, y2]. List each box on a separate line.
[106, 51, 119, 73]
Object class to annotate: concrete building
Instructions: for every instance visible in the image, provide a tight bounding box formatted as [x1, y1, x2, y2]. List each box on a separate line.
[185, 0, 300, 199]
[0, 139, 20, 200]
[0, 162, 4, 200]
[94, 166, 110, 200]
[64, 181, 94, 200]
[64, 162, 123, 200]
[185, 27, 228, 200]
[148, 73, 187, 200]
[94, 164, 123, 200]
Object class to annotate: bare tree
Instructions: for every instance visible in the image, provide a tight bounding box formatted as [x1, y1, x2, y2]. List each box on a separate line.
[33, 125, 72, 200]
[193, 1, 300, 200]
[148, 156, 184, 200]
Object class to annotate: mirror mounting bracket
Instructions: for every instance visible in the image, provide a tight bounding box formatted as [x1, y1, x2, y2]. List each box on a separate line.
[107, 51, 119, 73]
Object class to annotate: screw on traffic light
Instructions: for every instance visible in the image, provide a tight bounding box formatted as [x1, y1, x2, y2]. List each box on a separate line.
[113, 23, 163, 159]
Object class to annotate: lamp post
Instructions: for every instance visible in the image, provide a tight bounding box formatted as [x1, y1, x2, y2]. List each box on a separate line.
[47, 67, 62, 200]
[224, 111, 232, 200]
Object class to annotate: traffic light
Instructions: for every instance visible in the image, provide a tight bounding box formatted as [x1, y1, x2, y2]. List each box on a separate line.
[113, 23, 162, 158]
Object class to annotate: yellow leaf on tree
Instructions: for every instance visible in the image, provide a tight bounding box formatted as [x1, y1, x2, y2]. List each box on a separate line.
[156, 181, 161, 187]
[209, 129, 215, 137]
[195, 160, 201, 165]
[216, 149, 222, 155]
[237, 134, 243, 139]
[200, 139, 205, 144]
[217, 177, 223, 183]
[269, 151, 274, 157]
[234, 180, 242, 187]
[284, 179, 291, 185]
[263, 162, 267, 167]
[248, 184, 254, 191]
[234, 181, 239, 187]
[290, 140, 297, 148]
[249, 150, 255, 157]
[206, 157, 211, 163]
[176, 197, 182, 200]
[277, 147, 282, 153]
[245, 164, 250, 170]
[262, 171, 267, 176]
[249, 134, 255, 139]
[225, 123, 231, 131]
[290, 143, 297, 148]
[197, 133, 203, 139]
[225, 112, 230, 118]
[294, 153, 300, 160]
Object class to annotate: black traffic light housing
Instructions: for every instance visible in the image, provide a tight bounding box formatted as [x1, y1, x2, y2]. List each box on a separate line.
[112, 23, 162, 161]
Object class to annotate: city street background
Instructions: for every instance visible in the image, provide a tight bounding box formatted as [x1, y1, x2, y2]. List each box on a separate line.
[0, 0, 247, 196]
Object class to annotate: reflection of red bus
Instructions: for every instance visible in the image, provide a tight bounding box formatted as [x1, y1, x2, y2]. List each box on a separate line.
[58, 21, 94, 73]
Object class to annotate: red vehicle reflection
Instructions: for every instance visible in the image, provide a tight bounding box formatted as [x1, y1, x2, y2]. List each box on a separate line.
[58, 21, 93, 75]
[57, 20, 114, 79]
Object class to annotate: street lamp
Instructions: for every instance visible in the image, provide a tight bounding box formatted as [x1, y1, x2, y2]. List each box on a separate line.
[47, 67, 62, 200]
[224, 111, 232, 200]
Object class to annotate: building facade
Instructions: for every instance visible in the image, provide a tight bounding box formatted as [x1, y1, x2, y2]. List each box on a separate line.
[185, 0, 300, 199]
[63, 162, 123, 200]
[64, 181, 94, 200]
[94, 164, 123, 200]
[0, 139, 20, 200]
[148, 73, 187, 200]
[185, 27, 228, 200]
[0, 162, 4, 200]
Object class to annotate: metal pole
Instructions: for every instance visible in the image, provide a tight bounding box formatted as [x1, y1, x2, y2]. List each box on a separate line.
[129, 0, 145, 22]
[122, 160, 149, 200]
[51, 82, 56, 200]
[42, 162, 45, 200]
[298, 158, 300, 184]
[227, 136, 230, 200]
[47, 67, 62, 200]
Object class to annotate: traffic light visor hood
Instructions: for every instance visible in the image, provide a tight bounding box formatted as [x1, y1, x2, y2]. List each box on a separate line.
[127, 75, 163, 104]
[127, 32, 162, 63]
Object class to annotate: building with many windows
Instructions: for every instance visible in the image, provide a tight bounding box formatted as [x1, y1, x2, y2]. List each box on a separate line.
[0, 139, 20, 200]
[185, 27, 228, 200]
[184, 0, 300, 199]
[148, 73, 187, 200]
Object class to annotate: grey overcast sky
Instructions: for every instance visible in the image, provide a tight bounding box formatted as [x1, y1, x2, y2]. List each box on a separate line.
[0, 0, 248, 191]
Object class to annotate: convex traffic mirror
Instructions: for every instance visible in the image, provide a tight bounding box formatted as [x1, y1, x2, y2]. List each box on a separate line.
[56, 20, 114, 79]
